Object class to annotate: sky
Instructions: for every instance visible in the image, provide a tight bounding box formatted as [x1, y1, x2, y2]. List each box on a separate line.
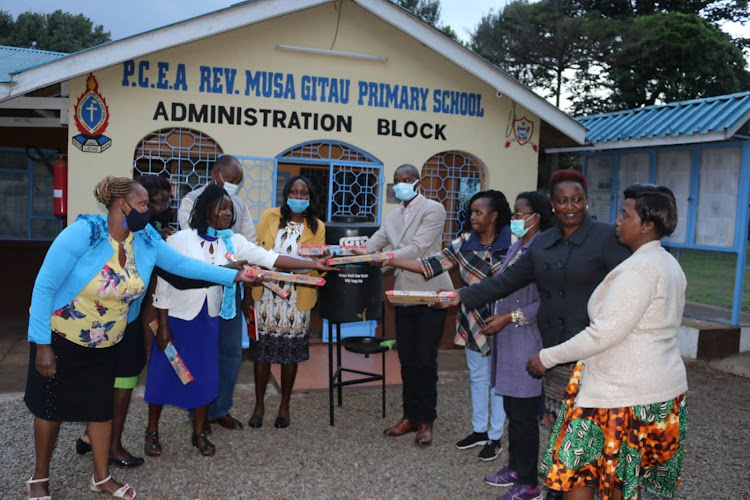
[1, 0, 507, 44]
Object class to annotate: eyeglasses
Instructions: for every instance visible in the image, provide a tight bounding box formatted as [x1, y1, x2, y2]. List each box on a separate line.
[511, 212, 535, 218]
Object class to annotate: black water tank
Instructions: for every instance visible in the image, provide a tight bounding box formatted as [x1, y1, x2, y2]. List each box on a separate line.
[318, 215, 382, 323]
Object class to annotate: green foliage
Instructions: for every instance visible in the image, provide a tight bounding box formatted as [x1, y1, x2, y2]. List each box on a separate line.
[608, 13, 750, 109]
[470, 0, 750, 114]
[393, 0, 441, 27]
[392, 0, 464, 44]
[0, 10, 110, 53]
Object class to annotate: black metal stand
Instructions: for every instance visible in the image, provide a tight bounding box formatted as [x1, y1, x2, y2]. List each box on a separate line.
[327, 308, 387, 426]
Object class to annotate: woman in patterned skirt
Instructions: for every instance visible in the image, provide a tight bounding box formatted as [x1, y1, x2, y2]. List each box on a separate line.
[248, 176, 325, 429]
[527, 184, 688, 500]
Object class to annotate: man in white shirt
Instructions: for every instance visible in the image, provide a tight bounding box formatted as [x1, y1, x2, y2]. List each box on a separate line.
[177, 154, 256, 430]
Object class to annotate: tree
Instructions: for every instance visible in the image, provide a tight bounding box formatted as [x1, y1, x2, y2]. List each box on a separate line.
[0, 10, 110, 53]
[392, 0, 461, 42]
[393, 0, 441, 27]
[472, 1, 599, 108]
[608, 12, 750, 108]
[470, 0, 750, 114]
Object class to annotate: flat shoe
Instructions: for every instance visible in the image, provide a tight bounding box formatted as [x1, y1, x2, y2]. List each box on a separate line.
[109, 455, 145, 468]
[209, 414, 243, 430]
[274, 416, 290, 428]
[248, 415, 263, 428]
[76, 437, 92, 455]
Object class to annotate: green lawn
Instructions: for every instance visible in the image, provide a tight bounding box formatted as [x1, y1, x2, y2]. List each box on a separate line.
[669, 247, 750, 312]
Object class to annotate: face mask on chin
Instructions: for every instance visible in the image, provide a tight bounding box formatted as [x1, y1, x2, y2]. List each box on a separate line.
[217, 171, 240, 196]
[222, 181, 239, 197]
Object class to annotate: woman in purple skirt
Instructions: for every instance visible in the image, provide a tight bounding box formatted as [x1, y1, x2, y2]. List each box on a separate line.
[482, 191, 554, 500]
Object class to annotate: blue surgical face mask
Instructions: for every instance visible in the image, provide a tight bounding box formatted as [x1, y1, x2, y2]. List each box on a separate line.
[287, 198, 310, 214]
[393, 180, 419, 202]
[510, 215, 535, 238]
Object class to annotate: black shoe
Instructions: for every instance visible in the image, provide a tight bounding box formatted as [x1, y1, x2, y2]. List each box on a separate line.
[108, 455, 145, 468]
[274, 416, 290, 428]
[76, 437, 91, 455]
[455, 431, 488, 449]
[477, 439, 503, 461]
[248, 415, 263, 428]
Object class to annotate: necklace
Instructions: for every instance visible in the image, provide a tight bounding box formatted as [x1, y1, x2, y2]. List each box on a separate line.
[479, 232, 497, 248]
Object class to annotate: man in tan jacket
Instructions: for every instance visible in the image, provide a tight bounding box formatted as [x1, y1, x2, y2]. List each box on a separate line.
[366, 164, 451, 446]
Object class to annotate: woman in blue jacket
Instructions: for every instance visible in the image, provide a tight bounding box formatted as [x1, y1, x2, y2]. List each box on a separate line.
[24, 177, 259, 500]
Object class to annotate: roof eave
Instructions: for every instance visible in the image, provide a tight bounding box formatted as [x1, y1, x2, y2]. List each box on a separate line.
[545, 130, 736, 153]
[1, 0, 330, 103]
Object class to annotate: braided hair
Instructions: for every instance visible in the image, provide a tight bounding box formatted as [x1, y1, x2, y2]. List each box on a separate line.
[279, 175, 319, 234]
[94, 176, 137, 208]
[461, 189, 512, 235]
[189, 184, 236, 233]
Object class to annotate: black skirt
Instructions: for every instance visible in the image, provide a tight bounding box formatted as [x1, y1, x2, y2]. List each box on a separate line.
[25, 333, 120, 422]
[115, 316, 147, 378]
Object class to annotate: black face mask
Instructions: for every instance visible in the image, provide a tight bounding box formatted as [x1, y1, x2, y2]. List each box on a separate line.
[149, 208, 173, 230]
[123, 201, 150, 232]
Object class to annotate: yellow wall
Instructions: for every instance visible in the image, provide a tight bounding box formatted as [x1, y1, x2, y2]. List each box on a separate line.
[66, 1, 540, 220]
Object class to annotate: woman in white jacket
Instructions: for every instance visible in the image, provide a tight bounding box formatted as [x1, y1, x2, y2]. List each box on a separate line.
[143, 185, 332, 457]
[528, 184, 688, 500]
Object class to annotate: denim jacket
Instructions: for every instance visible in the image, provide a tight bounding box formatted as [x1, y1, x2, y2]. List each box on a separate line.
[28, 214, 237, 344]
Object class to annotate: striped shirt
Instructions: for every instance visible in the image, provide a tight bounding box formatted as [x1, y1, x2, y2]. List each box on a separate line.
[419, 230, 509, 355]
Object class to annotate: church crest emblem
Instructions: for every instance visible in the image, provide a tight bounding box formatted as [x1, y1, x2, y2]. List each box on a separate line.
[73, 73, 112, 153]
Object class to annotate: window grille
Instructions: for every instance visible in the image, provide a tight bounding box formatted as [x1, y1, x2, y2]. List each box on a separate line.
[277, 141, 383, 223]
[421, 151, 486, 246]
[132, 127, 223, 209]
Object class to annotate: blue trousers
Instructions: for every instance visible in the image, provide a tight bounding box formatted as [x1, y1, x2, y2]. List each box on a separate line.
[465, 347, 505, 440]
[207, 290, 243, 421]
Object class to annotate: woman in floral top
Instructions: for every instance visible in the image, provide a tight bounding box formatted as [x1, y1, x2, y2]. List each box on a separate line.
[25, 177, 260, 500]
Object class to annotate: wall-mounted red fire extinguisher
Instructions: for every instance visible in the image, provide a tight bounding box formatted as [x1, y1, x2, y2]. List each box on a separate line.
[53, 155, 68, 217]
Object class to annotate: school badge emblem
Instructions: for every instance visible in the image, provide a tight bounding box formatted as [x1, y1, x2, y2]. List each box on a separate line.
[72, 73, 112, 153]
[505, 117, 538, 152]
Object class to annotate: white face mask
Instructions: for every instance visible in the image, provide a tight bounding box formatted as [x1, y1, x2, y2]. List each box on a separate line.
[222, 181, 239, 197]
[217, 171, 240, 196]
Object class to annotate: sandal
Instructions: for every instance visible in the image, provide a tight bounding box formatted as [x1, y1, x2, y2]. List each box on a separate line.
[191, 432, 216, 457]
[143, 430, 161, 457]
[27, 476, 51, 500]
[89, 474, 136, 499]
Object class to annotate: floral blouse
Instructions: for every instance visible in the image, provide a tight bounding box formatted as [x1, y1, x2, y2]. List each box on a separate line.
[51, 233, 146, 348]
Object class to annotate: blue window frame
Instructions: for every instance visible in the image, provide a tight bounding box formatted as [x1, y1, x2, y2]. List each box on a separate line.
[0, 147, 63, 241]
